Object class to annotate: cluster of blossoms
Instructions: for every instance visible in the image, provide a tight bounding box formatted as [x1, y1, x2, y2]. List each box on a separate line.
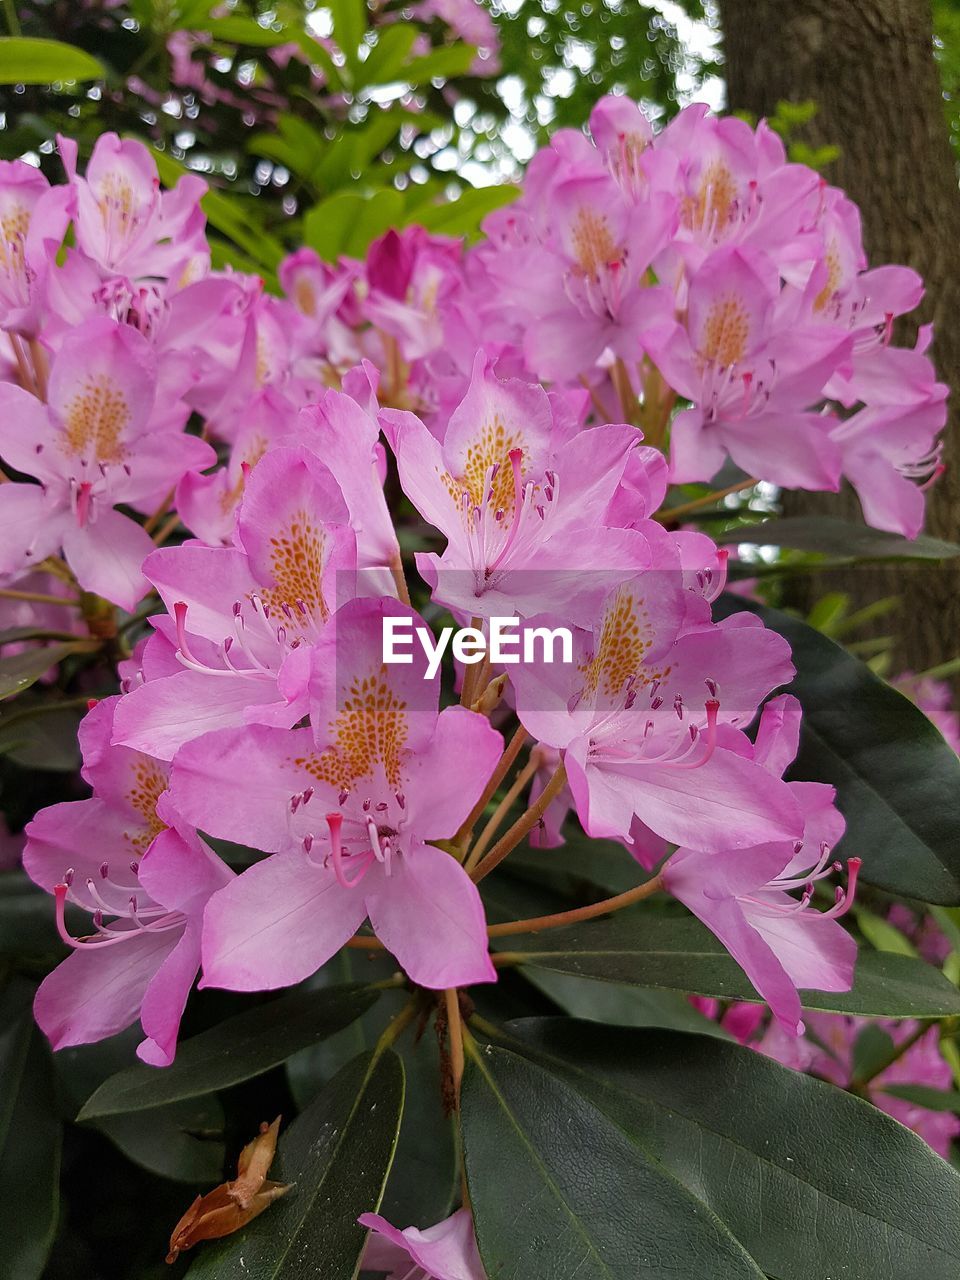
[0, 96, 951, 1253]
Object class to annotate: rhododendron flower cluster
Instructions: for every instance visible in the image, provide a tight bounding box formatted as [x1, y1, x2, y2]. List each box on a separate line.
[2, 96, 944, 1078]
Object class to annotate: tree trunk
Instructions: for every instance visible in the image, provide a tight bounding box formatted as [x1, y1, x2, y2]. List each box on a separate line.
[718, 0, 960, 681]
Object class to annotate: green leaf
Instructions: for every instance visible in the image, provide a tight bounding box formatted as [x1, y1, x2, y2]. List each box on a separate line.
[358, 24, 418, 87]
[856, 907, 919, 956]
[0, 981, 62, 1280]
[399, 43, 478, 85]
[78, 983, 380, 1119]
[715, 596, 960, 903]
[492, 1018, 960, 1280]
[409, 183, 519, 236]
[0, 642, 96, 700]
[186, 1049, 404, 1279]
[498, 909, 960, 1016]
[716, 516, 960, 560]
[329, 0, 366, 66]
[879, 1083, 960, 1113]
[205, 17, 290, 46]
[851, 1024, 896, 1080]
[344, 188, 405, 257]
[303, 191, 366, 260]
[0, 37, 104, 84]
[0, 701, 82, 770]
[462, 1041, 765, 1279]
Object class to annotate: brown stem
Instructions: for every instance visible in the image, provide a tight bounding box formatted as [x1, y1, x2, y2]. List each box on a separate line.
[388, 549, 411, 608]
[152, 511, 183, 547]
[28, 338, 48, 401]
[345, 935, 385, 950]
[144, 487, 176, 535]
[611, 357, 637, 424]
[8, 333, 36, 396]
[660, 477, 759, 524]
[487, 872, 664, 938]
[463, 752, 540, 874]
[455, 722, 529, 850]
[459, 617, 484, 707]
[444, 988, 465, 1106]
[470, 761, 567, 883]
[0, 587, 81, 607]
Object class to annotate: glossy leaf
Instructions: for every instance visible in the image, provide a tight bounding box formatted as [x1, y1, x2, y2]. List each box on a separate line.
[492, 1018, 960, 1280]
[462, 1041, 765, 1279]
[717, 516, 960, 560]
[78, 982, 380, 1119]
[186, 1049, 404, 1278]
[0, 642, 96, 700]
[206, 17, 290, 47]
[497, 909, 960, 1016]
[715, 597, 960, 903]
[0, 37, 104, 84]
[0, 981, 62, 1280]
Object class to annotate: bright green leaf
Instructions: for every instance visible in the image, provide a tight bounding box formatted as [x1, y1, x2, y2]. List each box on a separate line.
[0, 37, 104, 85]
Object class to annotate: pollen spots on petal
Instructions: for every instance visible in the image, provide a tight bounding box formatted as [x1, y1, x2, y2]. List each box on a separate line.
[96, 171, 141, 239]
[814, 240, 843, 312]
[443, 414, 525, 512]
[218, 435, 268, 517]
[570, 206, 619, 277]
[683, 159, 737, 234]
[0, 202, 29, 273]
[293, 278, 318, 317]
[700, 294, 750, 367]
[263, 509, 329, 620]
[580, 589, 653, 697]
[61, 374, 131, 464]
[295, 672, 408, 793]
[124, 759, 169, 853]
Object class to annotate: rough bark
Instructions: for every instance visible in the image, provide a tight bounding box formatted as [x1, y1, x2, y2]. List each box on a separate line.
[718, 0, 960, 680]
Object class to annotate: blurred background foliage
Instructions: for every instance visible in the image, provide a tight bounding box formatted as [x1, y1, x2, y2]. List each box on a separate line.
[0, 0, 718, 270]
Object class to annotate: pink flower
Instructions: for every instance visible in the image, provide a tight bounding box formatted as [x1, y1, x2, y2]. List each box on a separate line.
[394, 352, 648, 622]
[58, 132, 207, 281]
[662, 696, 858, 1034]
[511, 582, 802, 851]
[112, 445, 356, 759]
[0, 159, 74, 336]
[644, 246, 851, 490]
[358, 1208, 484, 1280]
[0, 317, 214, 608]
[22, 698, 232, 1064]
[167, 599, 502, 991]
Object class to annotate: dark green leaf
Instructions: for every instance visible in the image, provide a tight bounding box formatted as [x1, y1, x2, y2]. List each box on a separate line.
[498, 909, 960, 1016]
[851, 1024, 896, 1079]
[0, 701, 82, 770]
[717, 516, 960, 560]
[0, 37, 104, 84]
[714, 597, 960, 903]
[0, 642, 96, 700]
[462, 1042, 765, 1278]
[286, 953, 458, 1227]
[493, 1018, 960, 1280]
[0, 981, 62, 1280]
[523, 967, 732, 1039]
[879, 1084, 960, 1113]
[186, 1049, 404, 1278]
[78, 983, 380, 1118]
